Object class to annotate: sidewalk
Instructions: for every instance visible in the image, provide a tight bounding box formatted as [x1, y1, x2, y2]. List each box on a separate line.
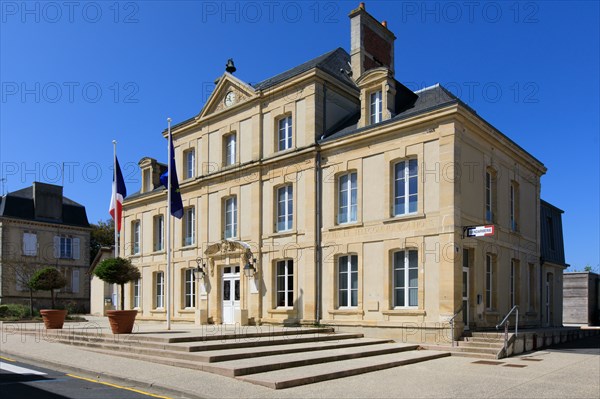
[1, 319, 599, 398]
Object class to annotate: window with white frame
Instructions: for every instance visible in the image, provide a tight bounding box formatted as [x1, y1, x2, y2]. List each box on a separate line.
[155, 272, 164, 309]
[54, 235, 79, 259]
[338, 255, 358, 307]
[133, 278, 141, 309]
[224, 133, 236, 166]
[132, 220, 140, 255]
[278, 116, 293, 151]
[276, 185, 293, 232]
[183, 207, 195, 246]
[185, 148, 195, 179]
[276, 260, 294, 307]
[184, 269, 196, 308]
[154, 215, 164, 251]
[393, 250, 419, 307]
[338, 172, 357, 224]
[224, 197, 237, 239]
[486, 254, 493, 309]
[394, 159, 418, 216]
[370, 90, 382, 124]
[23, 232, 37, 256]
[486, 171, 497, 222]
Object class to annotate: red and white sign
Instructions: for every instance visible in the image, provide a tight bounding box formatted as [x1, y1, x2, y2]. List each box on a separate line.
[466, 225, 495, 237]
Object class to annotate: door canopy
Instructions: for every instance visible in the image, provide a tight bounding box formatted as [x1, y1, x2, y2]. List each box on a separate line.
[204, 240, 254, 276]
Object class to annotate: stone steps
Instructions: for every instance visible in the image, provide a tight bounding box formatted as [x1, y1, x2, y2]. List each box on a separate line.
[238, 351, 451, 389]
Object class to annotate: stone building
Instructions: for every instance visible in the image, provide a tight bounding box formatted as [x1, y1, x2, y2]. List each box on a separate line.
[0, 182, 91, 311]
[119, 4, 566, 341]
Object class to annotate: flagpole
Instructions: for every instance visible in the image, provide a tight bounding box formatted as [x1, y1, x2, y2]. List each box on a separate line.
[166, 118, 172, 331]
[113, 140, 119, 311]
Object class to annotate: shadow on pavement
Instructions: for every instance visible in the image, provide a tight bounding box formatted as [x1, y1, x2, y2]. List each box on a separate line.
[544, 334, 600, 355]
[0, 374, 69, 399]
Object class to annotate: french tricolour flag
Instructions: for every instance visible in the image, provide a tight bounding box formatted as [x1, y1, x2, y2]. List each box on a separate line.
[109, 157, 127, 231]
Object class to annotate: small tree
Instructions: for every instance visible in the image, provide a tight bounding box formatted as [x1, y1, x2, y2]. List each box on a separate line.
[93, 257, 140, 311]
[30, 267, 67, 309]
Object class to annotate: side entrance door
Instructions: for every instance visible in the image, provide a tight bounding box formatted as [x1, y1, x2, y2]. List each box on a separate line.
[222, 266, 240, 324]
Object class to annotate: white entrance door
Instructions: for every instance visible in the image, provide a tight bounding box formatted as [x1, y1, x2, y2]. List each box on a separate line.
[222, 266, 240, 324]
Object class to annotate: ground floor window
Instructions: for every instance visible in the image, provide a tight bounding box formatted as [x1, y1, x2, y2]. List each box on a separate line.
[486, 255, 494, 310]
[338, 255, 358, 307]
[155, 272, 164, 309]
[133, 278, 141, 309]
[276, 260, 293, 307]
[393, 250, 418, 307]
[184, 269, 196, 308]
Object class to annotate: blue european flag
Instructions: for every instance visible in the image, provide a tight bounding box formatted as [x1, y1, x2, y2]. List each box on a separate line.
[160, 134, 184, 219]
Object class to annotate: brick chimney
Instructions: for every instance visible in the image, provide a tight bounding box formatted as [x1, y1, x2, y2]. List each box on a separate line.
[349, 3, 396, 79]
[33, 182, 63, 221]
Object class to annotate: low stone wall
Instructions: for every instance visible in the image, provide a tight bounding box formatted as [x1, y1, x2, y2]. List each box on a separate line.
[507, 327, 600, 357]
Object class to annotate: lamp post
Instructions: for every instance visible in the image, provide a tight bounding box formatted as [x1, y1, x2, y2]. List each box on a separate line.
[193, 257, 206, 281]
[243, 257, 258, 278]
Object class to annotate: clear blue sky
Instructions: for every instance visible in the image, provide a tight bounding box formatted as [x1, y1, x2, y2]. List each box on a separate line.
[1, 1, 598, 270]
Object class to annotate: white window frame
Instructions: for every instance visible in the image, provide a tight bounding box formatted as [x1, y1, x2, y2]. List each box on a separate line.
[486, 254, 493, 310]
[276, 259, 294, 308]
[154, 215, 164, 251]
[486, 171, 493, 222]
[394, 159, 418, 216]
[60, 236, 73, 259]
[225, 133, 236, 166]
[183, 207, 195, 246]
[393, 250, 419, 308]
[185, 148, 195, 179]
[155, 272, 164, 309]
[338, 255, 358, 308]
[132, 221, 140, 255]
[133, 278, 141, 309]
[184, 269, 196, 309]
[338, 172, 357, 224]
[278, 116, 293, 151]
[224, 197, 237, 239]
[276, 185, 293, 232]
[370, 90, 382, 124]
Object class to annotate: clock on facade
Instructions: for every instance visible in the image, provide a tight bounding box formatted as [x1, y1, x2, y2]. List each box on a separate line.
[224, 91, 236, 107]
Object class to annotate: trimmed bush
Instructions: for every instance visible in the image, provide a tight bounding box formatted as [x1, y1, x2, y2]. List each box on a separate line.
[0, 303, 32, 319]
[30, 267, 67, 309]
[93, 257, 140, 310]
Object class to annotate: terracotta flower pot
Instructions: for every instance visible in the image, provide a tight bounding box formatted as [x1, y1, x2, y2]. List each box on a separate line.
[106, 310, 137, 334]
[40, 309, 67, 329]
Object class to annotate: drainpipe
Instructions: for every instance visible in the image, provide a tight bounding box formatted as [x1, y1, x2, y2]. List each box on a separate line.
[315, 82, 326, 324]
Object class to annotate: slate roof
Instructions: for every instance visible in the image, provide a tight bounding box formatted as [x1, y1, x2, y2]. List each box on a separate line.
[0, 186, 89, 228]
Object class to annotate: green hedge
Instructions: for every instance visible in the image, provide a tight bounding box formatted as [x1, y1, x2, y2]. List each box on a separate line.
[0, 303, 32, 319]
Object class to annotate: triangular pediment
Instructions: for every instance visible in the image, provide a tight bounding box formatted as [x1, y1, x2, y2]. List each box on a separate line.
[198, 73, 257, 120]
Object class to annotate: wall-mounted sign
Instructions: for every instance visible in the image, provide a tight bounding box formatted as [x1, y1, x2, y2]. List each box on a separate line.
[465, 225, 495, 237]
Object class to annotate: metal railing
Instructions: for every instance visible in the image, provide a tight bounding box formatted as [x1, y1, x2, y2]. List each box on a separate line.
[449, 305, 463, 347]
[496, 305, 519, 354]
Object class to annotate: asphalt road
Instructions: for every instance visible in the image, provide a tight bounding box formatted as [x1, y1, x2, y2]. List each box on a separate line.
[0, 358, 174, 399]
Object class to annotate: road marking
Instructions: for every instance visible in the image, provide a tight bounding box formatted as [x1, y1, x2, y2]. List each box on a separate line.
[0, 356, 16, 362]
[66, 374, 173, 399]
[0, 363, 47, 375]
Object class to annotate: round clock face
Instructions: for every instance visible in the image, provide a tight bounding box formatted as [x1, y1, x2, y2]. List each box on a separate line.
[224, 91, 236, 107]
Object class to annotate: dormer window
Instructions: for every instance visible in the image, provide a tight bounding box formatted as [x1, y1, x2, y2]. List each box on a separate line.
[370, 90, 382, 124]
[143, 169, 152, 193]
[278, 116, 293, 151]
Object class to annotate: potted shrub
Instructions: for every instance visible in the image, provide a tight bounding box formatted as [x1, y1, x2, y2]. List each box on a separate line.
[30, 267, 67, 329]
[93, 257, 141, 334]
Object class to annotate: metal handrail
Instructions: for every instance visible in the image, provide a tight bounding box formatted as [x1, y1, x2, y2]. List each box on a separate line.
[496, 305, 519, 354]
[449, 305, 463, 347]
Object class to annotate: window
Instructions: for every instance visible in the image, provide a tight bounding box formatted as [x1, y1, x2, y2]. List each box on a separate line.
[154, 215, 164, 251]
[276, 260, 294, 307]
[60, 237, 72, 259]
[143, 169, 151, 193]
[278, 116, 293, 151]
[393, 250, 418, 307]
[155, 272, 164, 309]
[510, 260, 518, 308]
[277, 185, 293, 232]
[224, 197, 237, 239]
[394, 159, 418, 216]
[370, 90, 382, 124]
[183, 207, 195, 246]
[185, 148, 195, 179]
[133, 278, 141, 309]
[485, 170, 497, 222]
[184, 269, 196, 308]
[53, 236, 79, 259]
[224, 133, 236, 166]
[132, 220, 140, 255]
[23, 232, 37, 256]
[486, 254, 493, 309]
[338, 255, 358, 307]
[338, 172, 357, 224]
[72, 269, 80, 294]
[510, 182, 519, 231]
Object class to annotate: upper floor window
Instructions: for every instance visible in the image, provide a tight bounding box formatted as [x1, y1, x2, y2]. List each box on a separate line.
[338, 172, 357, 224]
[183, 207, 195, 246]
[394, 159, 418, 216]
[224, 197, 237, 239]
[338, 255, 358, 308]
[393, 250, 418, 308]
[184, 148, 195, 179]
[277, 185, 293, 232]
[54, 235, 80, 259]
[510, 181, 519, 231]
[485, 170, 497, 222]
[276, 259, 294, 308]
[224, 133, 236, 166]
[132, 220, 140, 255]
[278, 116, 293, 151]
[370, 90, 382, 124]
[154, 215, 164, 251]
[23, 232, 37, 256]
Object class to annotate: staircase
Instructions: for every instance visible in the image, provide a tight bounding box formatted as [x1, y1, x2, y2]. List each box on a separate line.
[36, 326, 450, 389]
[422, 331, 509, 359]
